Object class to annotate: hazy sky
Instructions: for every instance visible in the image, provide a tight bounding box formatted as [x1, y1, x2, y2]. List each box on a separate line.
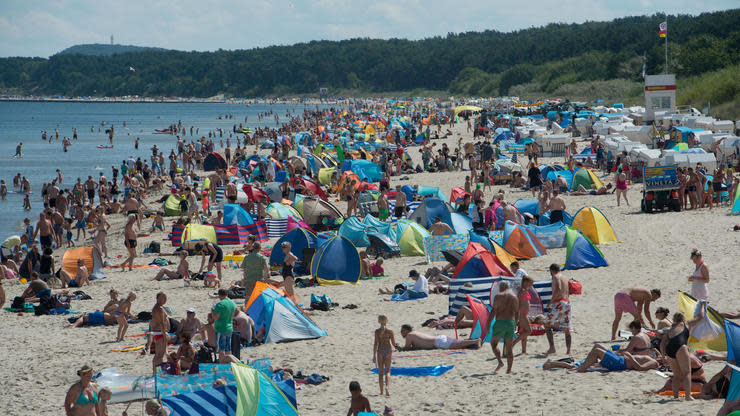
[1, 0, 735, 57]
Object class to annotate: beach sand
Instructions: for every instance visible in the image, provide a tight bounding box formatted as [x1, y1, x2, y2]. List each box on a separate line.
[1, 121, 737, 416]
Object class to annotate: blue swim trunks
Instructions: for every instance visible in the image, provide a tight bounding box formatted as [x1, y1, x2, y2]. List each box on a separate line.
[600, 350, 626, 371]
[88, 311, 105, 326]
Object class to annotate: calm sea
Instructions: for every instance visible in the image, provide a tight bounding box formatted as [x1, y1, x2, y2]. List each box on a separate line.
[0, 101, 327, 240]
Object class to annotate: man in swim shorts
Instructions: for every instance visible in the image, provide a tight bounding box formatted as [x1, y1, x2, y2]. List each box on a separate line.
[545, 264, 572, 355]
[574, 343, 658, 373]
[611, 287, 661, 340]
[487, 281, 519, 373]
[398, 325, 481, 351]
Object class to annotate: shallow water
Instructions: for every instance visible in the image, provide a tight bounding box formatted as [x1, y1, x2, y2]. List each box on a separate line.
[0, 101, 324, 239]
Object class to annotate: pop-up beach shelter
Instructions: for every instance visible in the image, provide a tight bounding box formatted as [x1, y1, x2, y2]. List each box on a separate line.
[163, 194, 185, 216]
[724, 320, 740, 403]
[245, 282, 326, 343]
[563, 227, 608, 270]
[266, 202, 302, 220]
[310, 235, 361, 284]
[223, 203, 255, 226]
[232, 363, 298, 416]
[407, 197, 454, 229]
[62, 246, 105, 280]
[570, 168, 604, 191]
[203, 152, 227, 171]
[452, 242, 513, 279]
[523, 222, 567, 249]
[677, 291, 726, 352]
[572, 206, 617, 244]
[180, 223, 218, 246]
[503, 220, 546, 259]
[270, 227, 316, 275]
[294, 197, 342, 227]
[395, 219, 430, 256]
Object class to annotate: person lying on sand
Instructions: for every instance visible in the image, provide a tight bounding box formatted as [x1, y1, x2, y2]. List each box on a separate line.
[396, 324, 481, 351]
[426, 306, 474, 329]
[66, 311, 118, 328]
[569, 183, 613, 196]
[542, 347, 658, 373]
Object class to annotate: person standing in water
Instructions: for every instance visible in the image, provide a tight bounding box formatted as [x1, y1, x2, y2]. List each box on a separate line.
[14, 142, 22, 158]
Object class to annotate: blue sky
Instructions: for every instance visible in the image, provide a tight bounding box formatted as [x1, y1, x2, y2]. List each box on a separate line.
[0, 0, 735, 57]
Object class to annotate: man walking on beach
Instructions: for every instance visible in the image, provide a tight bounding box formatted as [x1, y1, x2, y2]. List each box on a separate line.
[611, 287, 661, 340]
[545, 264, 572, 355]
[151, 292, 169, 373]
[487, 281, 518, 374]
[212, 288, 238, 363]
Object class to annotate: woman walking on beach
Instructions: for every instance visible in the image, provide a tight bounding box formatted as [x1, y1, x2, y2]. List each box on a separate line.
[373, 315, 396, 397]
[615, 168, 629, 206]
[512, 276, 534, 354]
[688, 249, 709, 300]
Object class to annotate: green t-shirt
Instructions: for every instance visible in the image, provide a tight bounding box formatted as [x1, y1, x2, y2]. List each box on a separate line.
[241, 252, 267, 283]
[213, 298, 235, 334]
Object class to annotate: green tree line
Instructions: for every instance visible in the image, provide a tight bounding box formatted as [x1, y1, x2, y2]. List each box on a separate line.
[0, 9, 738, 97]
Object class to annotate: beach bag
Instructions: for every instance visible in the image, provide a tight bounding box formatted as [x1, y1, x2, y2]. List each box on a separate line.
[11, 296, 25, 310]
[195, 345, 215, 364]
[691, 300, 722, 341]
[568, 279, 582, 295]
[148, 241, 161, 254]
[227, 287, 246, 299]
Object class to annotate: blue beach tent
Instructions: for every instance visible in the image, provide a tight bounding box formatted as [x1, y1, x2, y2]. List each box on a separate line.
[246, 283, 327, 343]
[269, 227, 316, 275]
[223, 204, 255, 226]
[562, 227, 608, 270]
[311, 235, 361, 284]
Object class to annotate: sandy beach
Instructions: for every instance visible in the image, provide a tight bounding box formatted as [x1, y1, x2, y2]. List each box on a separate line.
[1, 120, 737, 416]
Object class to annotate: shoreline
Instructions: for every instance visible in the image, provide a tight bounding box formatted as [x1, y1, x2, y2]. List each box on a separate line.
[0, 97, 343, 104]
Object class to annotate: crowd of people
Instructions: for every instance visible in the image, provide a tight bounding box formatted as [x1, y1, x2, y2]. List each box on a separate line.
[1, 102, 738, 416]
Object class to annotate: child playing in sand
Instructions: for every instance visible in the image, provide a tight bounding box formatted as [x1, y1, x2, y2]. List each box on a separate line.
[347, 381, 371, 416]
[370, 258, 384, 277]
[116, 292, 136, 342]
[98, 387, 112, 416]
[373, 315, 396, 397]
[151, 211, 164, 232]
[204, 272, 220, 288]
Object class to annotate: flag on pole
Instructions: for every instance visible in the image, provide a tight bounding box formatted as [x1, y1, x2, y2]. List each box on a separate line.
[659, 22, 667, 38]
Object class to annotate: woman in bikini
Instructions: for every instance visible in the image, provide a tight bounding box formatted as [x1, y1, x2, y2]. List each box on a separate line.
[280, 241, 298, 298]
[512, 276, 534, 354]
[373, 315, 396, 397]
[660, 312, 702, 401]
[688, 248, 709, 300]
[64, 365, 99, 416]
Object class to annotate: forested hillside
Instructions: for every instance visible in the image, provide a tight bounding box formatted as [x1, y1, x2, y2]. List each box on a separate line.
[57, 44, 170, 56]
[0, 9, 737, 98]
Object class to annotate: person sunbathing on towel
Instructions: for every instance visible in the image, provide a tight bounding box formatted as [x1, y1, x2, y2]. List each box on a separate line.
[397, 324, 481, 351]
[426, 306, 474, 329]
[569, 183, 612, 196]
[543, 321, 659, 373]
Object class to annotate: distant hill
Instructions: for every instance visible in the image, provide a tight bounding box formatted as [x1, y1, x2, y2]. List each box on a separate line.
[0, 9, 737, 108]
[56, 44, 170, 57]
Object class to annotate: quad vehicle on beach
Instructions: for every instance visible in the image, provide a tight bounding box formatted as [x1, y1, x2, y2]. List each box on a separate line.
[641, 165, 681, 213]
